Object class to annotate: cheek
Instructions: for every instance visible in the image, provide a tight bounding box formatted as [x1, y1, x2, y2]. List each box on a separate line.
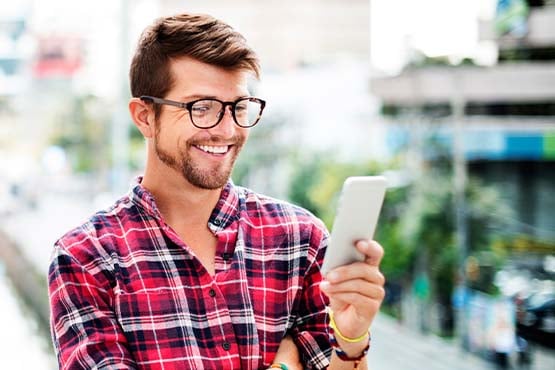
[238, 128, 250, 142]
[156, 121, 195, 148]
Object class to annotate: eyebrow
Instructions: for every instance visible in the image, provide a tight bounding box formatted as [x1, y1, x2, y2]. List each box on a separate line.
[177, 94, 251, 101]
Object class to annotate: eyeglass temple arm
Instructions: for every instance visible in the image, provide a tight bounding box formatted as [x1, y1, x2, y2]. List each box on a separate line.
[140, 96, 187, 109]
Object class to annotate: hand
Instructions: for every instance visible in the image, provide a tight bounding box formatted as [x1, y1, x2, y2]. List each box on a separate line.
[273, 335, 303, 370]
[320, 240, 385, 342]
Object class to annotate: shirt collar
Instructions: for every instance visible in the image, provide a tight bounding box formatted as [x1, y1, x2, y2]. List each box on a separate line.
[128, 176, 163, 220]
[208, 179, 240, 232]
[129, 176, 240, 231]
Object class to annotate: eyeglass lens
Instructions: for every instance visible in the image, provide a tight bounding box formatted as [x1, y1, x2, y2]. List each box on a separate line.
[191, 99, 262, 127]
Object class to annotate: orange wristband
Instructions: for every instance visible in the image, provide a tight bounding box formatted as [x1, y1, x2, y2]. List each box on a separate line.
[269, 363, 289, 370]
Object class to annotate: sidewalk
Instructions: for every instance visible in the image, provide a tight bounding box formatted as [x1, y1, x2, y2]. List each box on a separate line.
[368, 314, 493, 370]
[369, 314, 555, 370]
[2, 187, 105, 274]
[0, 269, 55, 370]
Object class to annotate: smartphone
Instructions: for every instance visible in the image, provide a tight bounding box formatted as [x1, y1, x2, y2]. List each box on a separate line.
[321, 176, 387, 275]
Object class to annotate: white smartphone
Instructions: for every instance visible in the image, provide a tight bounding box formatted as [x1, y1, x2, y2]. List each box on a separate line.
[321, 176, 387, 275]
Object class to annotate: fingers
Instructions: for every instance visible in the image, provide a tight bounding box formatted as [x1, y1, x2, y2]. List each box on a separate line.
[325, 261, 385, 286]
[325, 291, 383, 313]
[356, 239, 384, 267]
[320, 278, 385, 301]
[321, 240, 385, 324]
[324, 240, 384, 283]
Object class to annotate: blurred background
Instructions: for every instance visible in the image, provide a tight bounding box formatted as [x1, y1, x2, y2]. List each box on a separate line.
[0, 0, 554, 369]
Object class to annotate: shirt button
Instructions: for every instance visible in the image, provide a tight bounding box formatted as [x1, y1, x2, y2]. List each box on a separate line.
[222, 252, 231, 261]
[209, 289, 216, 297]
[213, 219, 221, 226]
[222, 341, 231, 351]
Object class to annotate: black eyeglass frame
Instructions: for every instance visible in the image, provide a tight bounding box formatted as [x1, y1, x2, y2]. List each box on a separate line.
[140, 95, 266, 129]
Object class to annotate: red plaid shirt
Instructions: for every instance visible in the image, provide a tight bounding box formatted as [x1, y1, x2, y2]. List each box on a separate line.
[48, 178, 331, 369]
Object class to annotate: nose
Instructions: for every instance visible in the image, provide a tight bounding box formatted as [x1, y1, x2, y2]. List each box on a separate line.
[208, 105, 236, 138]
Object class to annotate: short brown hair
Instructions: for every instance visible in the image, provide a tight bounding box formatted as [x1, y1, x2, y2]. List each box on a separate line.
[129, 13, 260, 116]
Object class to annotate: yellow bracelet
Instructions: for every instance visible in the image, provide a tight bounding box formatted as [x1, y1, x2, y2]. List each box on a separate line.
[328, 309, 369, 343]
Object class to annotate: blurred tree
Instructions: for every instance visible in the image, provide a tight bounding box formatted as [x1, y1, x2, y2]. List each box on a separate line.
[288, 154, 391, 227]
[232, 109, 514, 337]
[232, 111, 296, 198]
[285, 148, 513, 337]
[399, 157, 513, 335]
[49, 95, 110, 174]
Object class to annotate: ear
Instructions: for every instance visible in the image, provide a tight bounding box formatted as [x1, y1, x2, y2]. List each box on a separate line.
[129, 97, 156, 139]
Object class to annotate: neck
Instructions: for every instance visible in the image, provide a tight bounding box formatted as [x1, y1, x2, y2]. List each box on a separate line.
[141, 159, 223, 227]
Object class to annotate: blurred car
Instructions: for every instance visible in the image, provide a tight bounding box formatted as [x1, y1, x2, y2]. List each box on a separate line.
[516, 291, 555, 349]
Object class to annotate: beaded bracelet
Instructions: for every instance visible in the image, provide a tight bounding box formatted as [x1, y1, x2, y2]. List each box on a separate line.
[330, 333, 370, 369]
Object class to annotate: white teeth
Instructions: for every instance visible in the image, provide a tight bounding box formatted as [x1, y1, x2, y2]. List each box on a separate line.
[197, 145, 229, 154]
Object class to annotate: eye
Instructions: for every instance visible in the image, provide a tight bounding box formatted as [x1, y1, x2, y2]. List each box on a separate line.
[191, 101, 215, 115]
[235, 102, 248, 112]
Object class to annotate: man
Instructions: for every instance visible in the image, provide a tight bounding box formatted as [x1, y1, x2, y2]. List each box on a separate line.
[48, 13, 385, 370]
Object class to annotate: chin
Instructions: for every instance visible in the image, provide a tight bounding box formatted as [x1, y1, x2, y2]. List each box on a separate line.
[182, 168, 232, 190]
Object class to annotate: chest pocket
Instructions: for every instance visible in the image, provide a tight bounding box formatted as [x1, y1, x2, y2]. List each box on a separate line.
[115, 291, 194, 363]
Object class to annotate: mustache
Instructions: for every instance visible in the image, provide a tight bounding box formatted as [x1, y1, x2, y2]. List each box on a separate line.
[188, 134, 245, 146]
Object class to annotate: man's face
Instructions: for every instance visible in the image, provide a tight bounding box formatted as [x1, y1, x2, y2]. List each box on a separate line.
[153, 57, 252, 190]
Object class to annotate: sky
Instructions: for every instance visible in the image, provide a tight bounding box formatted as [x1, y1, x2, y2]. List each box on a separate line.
[370, 0, 496, 73]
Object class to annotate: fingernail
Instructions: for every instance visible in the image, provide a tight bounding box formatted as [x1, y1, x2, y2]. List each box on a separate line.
[327, 272, 339, 282]
[358, 240, 369, 249]
[320, 281, 330, 291]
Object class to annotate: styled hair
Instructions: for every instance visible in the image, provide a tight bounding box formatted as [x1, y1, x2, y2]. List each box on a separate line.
[129, 13, 260, 117]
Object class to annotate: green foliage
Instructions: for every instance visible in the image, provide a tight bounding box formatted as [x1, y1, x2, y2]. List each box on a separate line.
[375, 186, 412, 281]
[399, 168, 514, 300]
[231, 107, 514, 334]
[49, 95, 110, 173]
[287, 153, 388, 228]
[287, 154, 415, 281]
[232, 112, 293, 188]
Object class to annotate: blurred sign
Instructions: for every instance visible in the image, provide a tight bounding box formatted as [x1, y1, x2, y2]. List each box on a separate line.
[495, 0, 529, 37]
[465, 291, 516, 355]
[435, 130, 555, 161]
[32, 36, 82, 79]
[413, 273, 430, 301]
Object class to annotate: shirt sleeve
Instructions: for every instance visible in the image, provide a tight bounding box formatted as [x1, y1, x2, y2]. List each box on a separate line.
[290, 222, 332, 370]
[48, 243, 137, 370]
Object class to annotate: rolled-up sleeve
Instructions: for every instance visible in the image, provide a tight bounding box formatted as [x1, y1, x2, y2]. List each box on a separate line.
[48, 244, 136, 370]
[291, 223, 332, 369]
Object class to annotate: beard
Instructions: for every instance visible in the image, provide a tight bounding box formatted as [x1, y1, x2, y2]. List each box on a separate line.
[154, 132, 245, 190]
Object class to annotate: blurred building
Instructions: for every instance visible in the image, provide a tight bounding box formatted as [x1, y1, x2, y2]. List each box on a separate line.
[0, 4, 33, 181]
[370, 0, 555, 253]
[160, 0, 370, 71]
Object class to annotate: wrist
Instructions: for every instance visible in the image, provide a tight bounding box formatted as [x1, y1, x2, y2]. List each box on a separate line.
[328, 308, 369, 343]
[330, 333, 370, 368]
[327, 308, 371, 362]
[334, 332, 370, 357]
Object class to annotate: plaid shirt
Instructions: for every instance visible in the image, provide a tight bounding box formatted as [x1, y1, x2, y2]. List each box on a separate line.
[48, 178, 332, 369]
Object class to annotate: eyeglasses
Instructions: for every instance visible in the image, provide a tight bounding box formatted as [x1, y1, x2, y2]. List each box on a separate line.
[140, 95, 266, 129]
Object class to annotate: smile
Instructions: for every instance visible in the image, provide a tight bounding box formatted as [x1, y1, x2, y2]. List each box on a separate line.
[195, 144, 230, 155]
